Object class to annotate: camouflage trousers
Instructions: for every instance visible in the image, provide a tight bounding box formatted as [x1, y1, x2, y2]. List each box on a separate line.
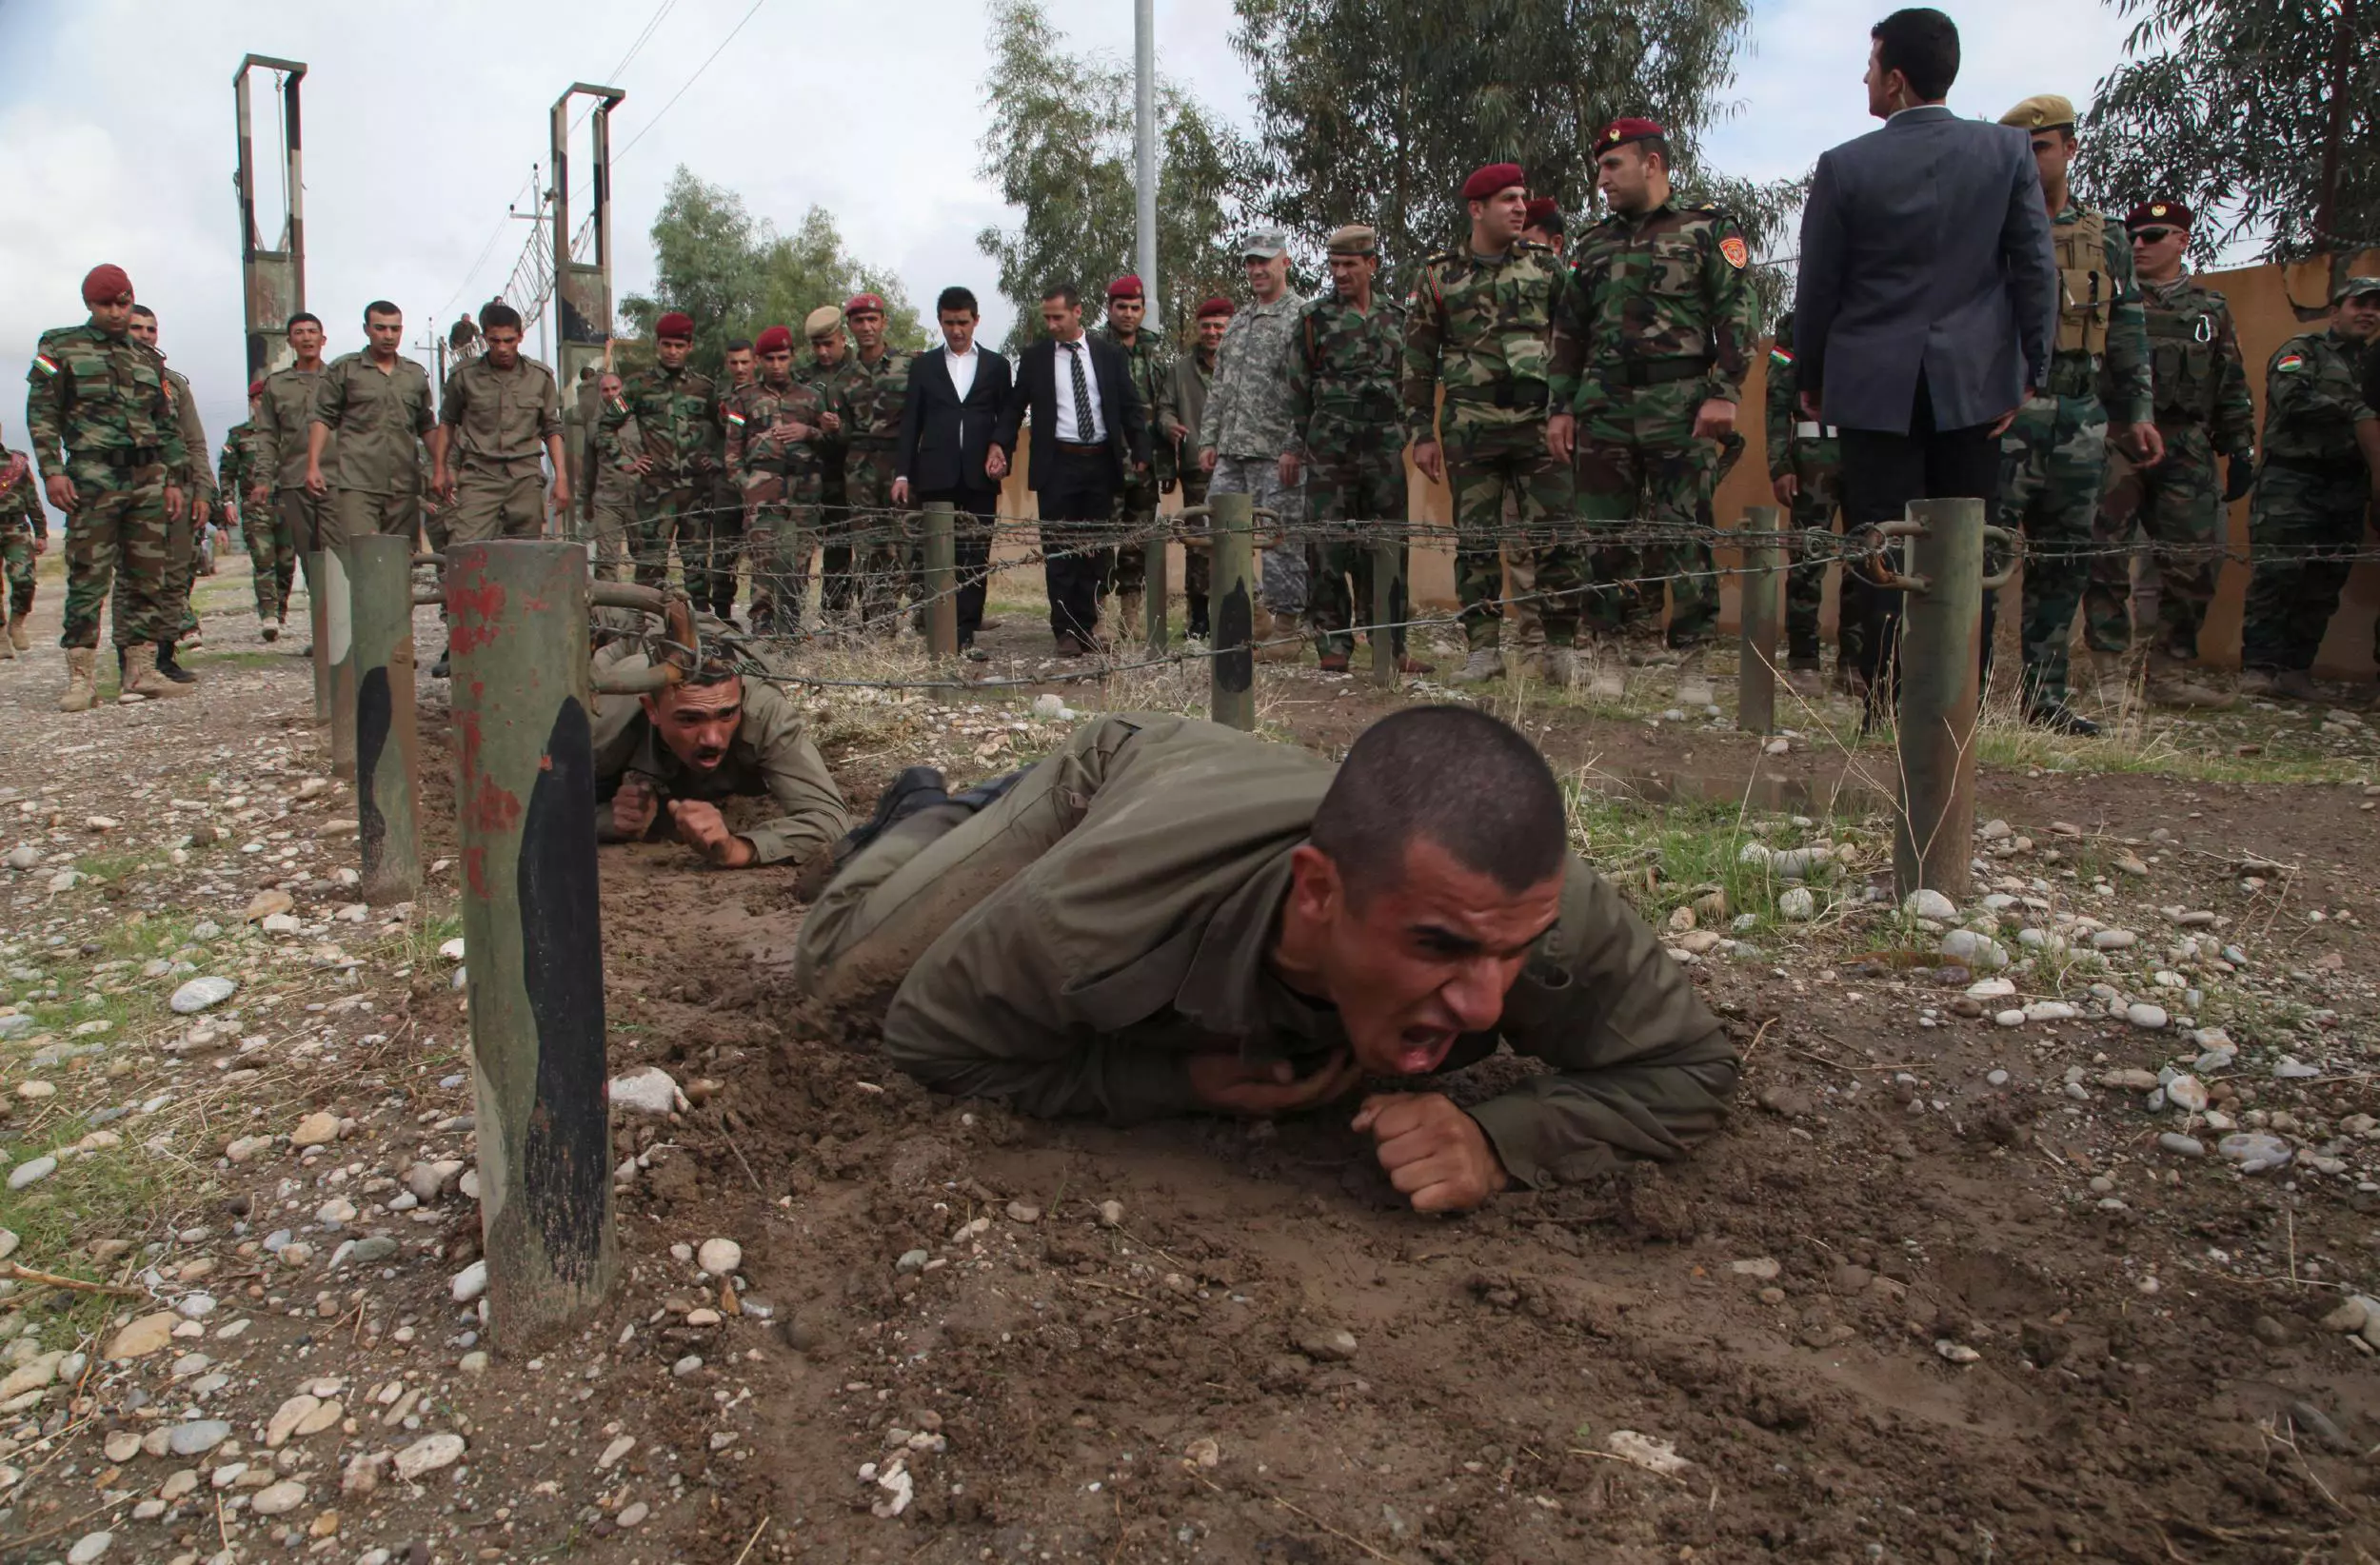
[747, 486, 823, 635]
[1996, 391, 2110, 705]
[167, 506, 205, 638]
[2085, 420, 2223, 660]
[1208, 454, 1308, 616]
[1305, 440, 1408, 657]
[245, 495, 297, 622]
[2240, 462, 2371, 674]
[627, 483, 702, 593]
[1105, 468, 1161, 603]
[683, 478, 742, 616]
[61, 461, 183, 650]
[1445, 419, 1571, 653]
[1780, 438, 1847, 666]
[1572, 420, 1719, 648]
[2, 527, 34, 620]
[843, 448, 906, 629]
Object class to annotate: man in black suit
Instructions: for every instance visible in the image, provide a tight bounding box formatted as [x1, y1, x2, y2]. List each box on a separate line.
[991, 283, 1153, 655]
[896, 287, 1012, 658]
[1792, 7, 2057, 707]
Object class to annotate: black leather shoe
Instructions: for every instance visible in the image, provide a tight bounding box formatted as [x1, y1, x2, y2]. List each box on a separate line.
[155, 641, 198, 683]
[2025, 700, 2100, 737]
[429, 649, 451, 680]
[831, 766, 948, 866]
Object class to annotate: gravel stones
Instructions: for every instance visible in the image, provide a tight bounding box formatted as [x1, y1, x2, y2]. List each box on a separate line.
[107, 1312, 178, 1360]
[2091, 928, 2137, 951]
[450, 1260, 487, 1303]
[1294, 1324, 1359, 1361]
[393, 1432, 466, 1480]
[2157, 1133, 2206, 1158]
[1902, 889, 1956, 921]
[251, 1479, 307, 1515]
[168, 976, 237, 1014]
[67, 1534, 112, 1565]
[608, 1066, 687, 1116]
[167, 1419, 232, 1457]
[697, 1238, 743, 1276]
[2217, 1133, 2294, 1173]
[1778, 886, 1815, 921]
[1938, 928, 2010, 969]
[289, 1111, 340, 1147]
[2126, 1003, 2171, 1030]
[2165, 1075, 2209, 1112]
[7, 1156, 57, 1190]
[1005, 1200, 1041, 1224]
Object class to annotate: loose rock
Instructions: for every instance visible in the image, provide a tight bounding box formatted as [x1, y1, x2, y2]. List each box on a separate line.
[393, 1433, 466, 1480]
[169, 976, 238, 1014]
[697, 1238, 743, 1276]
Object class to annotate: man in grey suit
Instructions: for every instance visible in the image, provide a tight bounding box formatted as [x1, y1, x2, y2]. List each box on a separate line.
[1792, 7, 2057, 709]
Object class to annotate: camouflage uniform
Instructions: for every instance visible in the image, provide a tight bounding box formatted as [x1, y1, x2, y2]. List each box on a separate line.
[2083, 272, 2255, 661]
[250, 363, 330, 616]
[1995, 202, 2152, 706]
[1403, 240, 1572, 654]
[2239, 327, 2378, 675]
[1552, 201, 1757, 649]
[1289, 287, 1409, 660]
[1157, 346, 1216, 630]
[163, 366, 215, 642]
[703, 376, 750, 616]
[1762, 313, 1856, 670]
[1096, 324, 1167, 623]
[26, 319, 188, 648]
[838, 345, 917, 630]
[1, 450, 44, 627]
[312, 351, 436, 543]
[219, 420, 283, 622]
[1200, 294, 1310, 615]
[596, 363, 721, 590]
[724, 371, 843, 636]
[588, 413, 641, 583]
[803, 351, 864, 615]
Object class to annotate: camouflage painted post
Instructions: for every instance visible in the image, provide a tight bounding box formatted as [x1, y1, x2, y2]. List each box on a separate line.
[1736, 505, 1782, 736]
[1372, 540, 1398, 689]
[921, 501, 958, 660]
[326, 545, 357, 781]
[1893, 499, 1994, 905]
[448, 541, 616, 1350]
[306, 550, 329, 727]
[1208, 492, 1254, 730]
[347, 535, 418, 905]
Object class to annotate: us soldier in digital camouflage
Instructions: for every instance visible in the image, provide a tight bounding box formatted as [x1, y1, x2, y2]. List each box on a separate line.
[1286, 224, 1429, 675]
[1202, 230, 1312, 648]
[128, 305, 212, 685]
[1403, 163, 1573, 685]
[589, 370, 640, 584]
[1550, 117, 1759, 693]
[707, 339, 758, 622]
[794, 705, 1737, 1213]
[2237, 276, 2380, 703]
[26, 263, 189, 709]
[2081, 199, 2255, 710]
[217, 383, 281, 639]
[1993, 94, 2162, 735]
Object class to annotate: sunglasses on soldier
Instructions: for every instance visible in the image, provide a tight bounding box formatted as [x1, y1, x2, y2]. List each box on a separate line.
[2130, 228, 2178, 244]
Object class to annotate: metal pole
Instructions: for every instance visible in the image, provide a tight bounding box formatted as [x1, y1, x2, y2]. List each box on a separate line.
[1133, 0, 1159, 312]
[305, 550, 330, 727]
[922, 501, 958, 659]
[326, 545, 357, 781]
[1210, 490, 1256, 730]
[449, 540, 616, 1350]
[1372, 540, 1399, 688]
[1893, 498, 1988, 904]
[1736, 504, 1782, 735]
[1145, 522, 1169, 653]
[348, 536, 419, 904]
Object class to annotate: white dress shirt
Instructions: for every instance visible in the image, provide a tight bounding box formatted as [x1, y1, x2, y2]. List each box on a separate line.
[1051, 336, 1106, 444]
[943, 344, 979, 402]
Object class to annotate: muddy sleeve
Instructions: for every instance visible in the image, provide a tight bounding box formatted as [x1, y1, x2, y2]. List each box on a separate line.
[1467, 860, 1739, 1188]
[739, 708, 851, 867]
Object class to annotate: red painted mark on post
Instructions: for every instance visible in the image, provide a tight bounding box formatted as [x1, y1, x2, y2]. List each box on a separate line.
[539, 754, 554, 772]
[464, 844, 489, 897]
[467, 774, 522, 836]
[447, 575, 506, 656]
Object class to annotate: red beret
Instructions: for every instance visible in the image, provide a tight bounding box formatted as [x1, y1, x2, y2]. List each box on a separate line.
[1524, 197, 1560, 227]
[1106, 274, 1144, 301]
[1461, 163, 1525, 202]
[248, 379, 267, 400]
[843, 292, 886, 316]
[2125, 199, 2193, 230]
[81, 264, 133, 306]
[1597, 117, 1666, 152]
[1196, 296, 1236, 320]
[655, 311, 695, 341]
[754, 325, 793, 355]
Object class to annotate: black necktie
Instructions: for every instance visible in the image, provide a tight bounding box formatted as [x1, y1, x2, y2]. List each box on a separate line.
[1065, 341, 1093, 442]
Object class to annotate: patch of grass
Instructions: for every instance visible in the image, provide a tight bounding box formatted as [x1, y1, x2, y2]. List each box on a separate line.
[1560, 782, 1885, 932]
[0, 1119, 177, 1331]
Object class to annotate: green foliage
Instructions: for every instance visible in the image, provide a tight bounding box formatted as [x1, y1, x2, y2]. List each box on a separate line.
[2078, 0, 2380, 260]
[975, 0, 1252, 352]
[620, 168, 928, 374]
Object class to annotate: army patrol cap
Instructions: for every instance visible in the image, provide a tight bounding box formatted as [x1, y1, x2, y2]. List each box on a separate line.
[1999, 94, 2077, 133]
[1324, 224, 1378, 257]
[803, 305, 845, 339]
[2335, 275, 2380, 304]
[1240, 228, 1289, 261]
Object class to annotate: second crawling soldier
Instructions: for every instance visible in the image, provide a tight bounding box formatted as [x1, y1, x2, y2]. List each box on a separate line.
[1403, 163, 1574, 684]
[1550, 117, 1759, 688]
[307, 301, 437, 545]
[1158, 297, 1231, 640]
[2082, 199, 2255, 709]
[26, 264, 190, 708]
[1286, 224, 1429, 675]
[597, 310, 721, 592]
[726, 325, 842, 638]
[1994, 94, 2161, 735]
[1097, 275, 1167, 641]
[840, 293, 917, 636]
[1763, 310, 1856, 695]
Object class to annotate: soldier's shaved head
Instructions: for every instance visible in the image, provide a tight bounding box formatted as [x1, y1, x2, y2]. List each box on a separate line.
[1311, 705, 1566, 903]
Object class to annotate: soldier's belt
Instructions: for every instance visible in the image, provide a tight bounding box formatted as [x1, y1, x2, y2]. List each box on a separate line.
[92, 446, 163, 470]
[2264, 452, 2365, 479]
[1794, 421, 1839, 440]
[2045, 356, 2102, 399]
[847, 436, 896, 451]
[1442, 377, 1548, 408]
[2152, 406, 2211, 427]
[1614, 356, 1713, 388]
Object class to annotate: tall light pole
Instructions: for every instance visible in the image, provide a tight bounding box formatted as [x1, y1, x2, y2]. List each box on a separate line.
[1134, 0, 1158, 314]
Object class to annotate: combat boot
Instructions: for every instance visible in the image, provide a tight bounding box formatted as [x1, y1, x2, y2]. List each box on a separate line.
[56, 647, 96, 712]
[1117, 590, 1144, 644]
[2273, 669, 2319, 703]
[260, 620, 279, 644]
[155, 640, 199, 685]
[121, 643, 190, 701]
[2143, 655, 2233, 711]
[0, 621, 13, 660]
[2085, 648, 2132, 703]
[1449, 647, 1504, 684]
[2236, 667, 2281, 700]
[1541, 647, 1577, 687]
[7, 615, 28, 652]
[1674, 646, 1715, 707]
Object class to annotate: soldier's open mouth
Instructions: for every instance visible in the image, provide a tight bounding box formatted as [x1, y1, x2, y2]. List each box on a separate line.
[1392, 1031, 1456, 1074]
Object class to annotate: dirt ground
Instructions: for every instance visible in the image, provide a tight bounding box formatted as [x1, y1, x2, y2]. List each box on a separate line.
[3, 556, 2379, 1565]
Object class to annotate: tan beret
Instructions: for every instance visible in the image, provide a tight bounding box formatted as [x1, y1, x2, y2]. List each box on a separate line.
[803, 305, 844, 339]
[1324, 224, 1378, 257]
[1999, 94, 2076, 132]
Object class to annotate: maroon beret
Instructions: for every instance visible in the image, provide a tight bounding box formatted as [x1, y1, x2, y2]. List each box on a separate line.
[248, 379, 267, 400]
[1597, 117, 1666, 152]
[844, 292, 886, 316]
[1106, 274, 1144, 301]
[655, 311, 695, 341]
[2125, 199, 2193, 231]
[81, 264, 133, 306]
[754, 325, 793, 355]
[1524, 197, 1561, 228]
[1460, 163, 1525, 202]
[1196, 296, 1236, 320]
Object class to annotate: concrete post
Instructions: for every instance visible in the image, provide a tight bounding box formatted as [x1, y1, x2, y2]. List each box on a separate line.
[448, 540, 616, 1350]
[1209, 491, 1256, 730]
[1892, 499, 1991, 904]
[306, 550, 329, 727]
[922, 500, 958, 660]
[347, 536, 419, 905]
[1736, 505, 1782, 736]
[326, 545, 356, 781]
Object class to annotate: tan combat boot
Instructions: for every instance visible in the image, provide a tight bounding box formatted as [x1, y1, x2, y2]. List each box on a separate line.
[2086, 648, 2132, 703]
[7, 616, 27, 653]
[120, 643, 191, 701]
[56, 647, 97, 712]
[1117, 590, 1144, 644]
[0, 619, 13, 660]
[1449, 647, 1505, 685]
[2143, 654, 2234, 711]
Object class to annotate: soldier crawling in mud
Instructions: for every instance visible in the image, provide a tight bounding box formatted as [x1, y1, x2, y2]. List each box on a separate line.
[795, 705, 1738, 1212]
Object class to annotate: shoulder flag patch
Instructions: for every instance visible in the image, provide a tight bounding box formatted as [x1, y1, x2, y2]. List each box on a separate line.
[724, 407, 746, 427]
[1718, 235, 1750, 269]
[1769, 347, 1794, 366]
[2274, 352, 2305, 374]
[32, 353, 59, 378]
[605, 394, 628, 416]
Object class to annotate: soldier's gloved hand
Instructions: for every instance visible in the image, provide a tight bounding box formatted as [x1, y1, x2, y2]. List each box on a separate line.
[1186, 1049, 1362, 1118]
[669, 800, 754, 867]
[612, 777, 660, 839]
[1353, 1092, 1511, 1213]
[2223, 455, 2255, 503]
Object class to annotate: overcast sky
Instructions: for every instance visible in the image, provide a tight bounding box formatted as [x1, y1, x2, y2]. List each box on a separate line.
[0, 0, 2132, 492]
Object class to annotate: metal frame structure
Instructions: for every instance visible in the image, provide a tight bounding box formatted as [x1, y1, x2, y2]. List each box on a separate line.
[233, 55, 307, 383]
[549, 84, 626, 393]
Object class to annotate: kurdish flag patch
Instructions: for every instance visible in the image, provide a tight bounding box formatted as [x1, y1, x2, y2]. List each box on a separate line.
[1769, 347, 1795, 366]
[32, 353, 59, 377]
[724, 407, 746, 427]
[2274, 352, 2306, 373]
